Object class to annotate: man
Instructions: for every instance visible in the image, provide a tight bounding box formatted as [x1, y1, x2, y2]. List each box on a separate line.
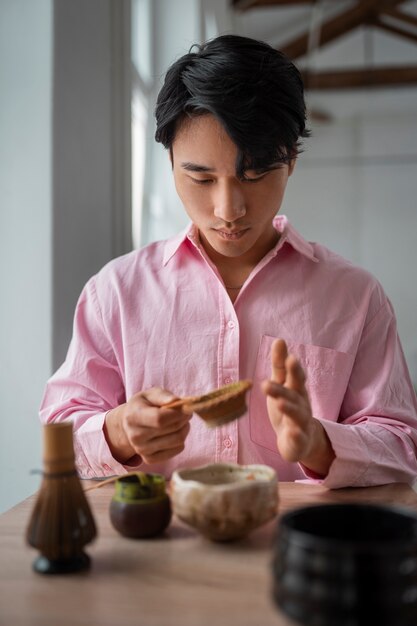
[40, 35, 417, 488]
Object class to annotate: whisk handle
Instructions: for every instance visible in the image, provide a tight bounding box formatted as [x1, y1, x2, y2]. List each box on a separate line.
[162, 397, 193, 410]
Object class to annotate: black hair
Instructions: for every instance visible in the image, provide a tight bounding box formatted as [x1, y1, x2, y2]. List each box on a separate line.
[154, 34, 310, 178]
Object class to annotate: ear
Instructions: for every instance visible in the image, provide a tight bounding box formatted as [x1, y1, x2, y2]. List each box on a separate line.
[288, 158, 297, 177]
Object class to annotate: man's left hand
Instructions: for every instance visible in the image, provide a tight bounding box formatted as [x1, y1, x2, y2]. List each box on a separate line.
[262, 338, 335, 477]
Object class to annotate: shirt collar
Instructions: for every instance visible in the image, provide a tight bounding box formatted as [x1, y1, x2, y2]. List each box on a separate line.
[162, 223, 199, 265]
[272, 215, 319, 262]
[162, 216, 319, 266]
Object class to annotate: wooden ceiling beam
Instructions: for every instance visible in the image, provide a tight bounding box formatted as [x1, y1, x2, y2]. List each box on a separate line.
[302, 65, 417, 90]
[381, 8, 417, 29]
[278, 0, 405, 59]
[231, 0, 321, 10]
[231, 0, 405, 11]
[231, 0, 270, 10]
[373, 17, 417, 46]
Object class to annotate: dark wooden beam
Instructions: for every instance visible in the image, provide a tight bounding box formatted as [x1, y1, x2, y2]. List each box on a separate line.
[302, 65, 417, 90]
[231, 0, 405, 11]
[231, 0, 267, 10]
[232, 0, 318, 10]
[278, 0, 405, 59]
[373, 16, 417, 46]
[381, 8, 417, 29]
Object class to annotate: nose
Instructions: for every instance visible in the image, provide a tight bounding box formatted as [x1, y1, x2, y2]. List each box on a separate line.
[213, 180, 246, 223]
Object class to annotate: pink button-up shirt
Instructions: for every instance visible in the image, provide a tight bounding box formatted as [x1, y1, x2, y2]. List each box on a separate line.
[40, 216, 417, 488]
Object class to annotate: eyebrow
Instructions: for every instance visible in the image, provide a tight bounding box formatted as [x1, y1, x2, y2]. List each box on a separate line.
[180, 162, 215, 173]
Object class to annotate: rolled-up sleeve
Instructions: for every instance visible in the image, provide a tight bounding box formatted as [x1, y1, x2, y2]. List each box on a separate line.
[301, 299, 417, 488]
[39, 277, 141, 477]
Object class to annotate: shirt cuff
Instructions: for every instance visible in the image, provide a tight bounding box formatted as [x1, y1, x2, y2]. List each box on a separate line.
[297, 419, 371, 489]
[73, 411, 143, 478]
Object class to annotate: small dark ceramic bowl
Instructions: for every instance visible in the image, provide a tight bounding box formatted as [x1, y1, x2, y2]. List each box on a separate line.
[272, 503, 417, 626]
[109, 473, 171, 539]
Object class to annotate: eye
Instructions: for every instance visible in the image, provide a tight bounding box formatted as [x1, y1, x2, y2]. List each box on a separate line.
[190, 177, 214, 185]
[242, 173, 267, 183]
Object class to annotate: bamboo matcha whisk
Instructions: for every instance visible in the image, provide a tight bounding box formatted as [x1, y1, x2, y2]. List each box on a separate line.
[26, 422, 97, 574]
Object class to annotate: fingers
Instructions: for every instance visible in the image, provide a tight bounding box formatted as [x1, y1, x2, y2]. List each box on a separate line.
[137, 387, 181, 409]
[269, 339, 308, 396]
[263, 348, 311, 430]
[262, 378, 313, 463]
[129, 389, 188, 430]
[262, 380, 307, 417]
[121, 387, 192, 463]
[128, 404, 189, 431]
[125, 414, 190, 463]
[125, 408, 189, 442]
[263, 348, 314, 464]
[139, 422, 191, 464]
[285, 354, 308, 398]
[270, 339, 288, 384]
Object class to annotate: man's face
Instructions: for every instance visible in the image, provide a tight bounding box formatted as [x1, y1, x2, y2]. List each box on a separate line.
[171, 114, 295, 265]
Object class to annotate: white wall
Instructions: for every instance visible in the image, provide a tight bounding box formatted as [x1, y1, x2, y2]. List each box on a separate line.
[0, 0, 52, 512]
[284, 113, 417, 387]
[53, 0, 132, 370]
[141, 0, 204, 245]
[0, 0, 132, 513]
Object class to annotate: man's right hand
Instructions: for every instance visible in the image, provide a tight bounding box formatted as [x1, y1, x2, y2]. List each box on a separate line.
[103, 388, 191, 465]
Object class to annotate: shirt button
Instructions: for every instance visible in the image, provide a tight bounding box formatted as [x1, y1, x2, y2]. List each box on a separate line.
[224, 377, 233, 384]
[227, 320, 235, 329]
[223, 437, 232, 449]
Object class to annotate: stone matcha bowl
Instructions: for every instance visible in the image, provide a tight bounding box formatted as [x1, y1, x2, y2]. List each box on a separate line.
[170, 463, 278, 541]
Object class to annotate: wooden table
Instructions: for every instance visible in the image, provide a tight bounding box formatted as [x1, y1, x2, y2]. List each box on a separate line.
[1, 481, 417, 626]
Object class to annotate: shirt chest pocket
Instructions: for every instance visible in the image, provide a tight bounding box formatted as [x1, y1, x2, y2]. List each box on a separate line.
[249, 335, 354, 455]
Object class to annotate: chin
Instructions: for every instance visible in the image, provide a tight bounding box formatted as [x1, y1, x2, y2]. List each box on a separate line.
[212, 242, 251, 258]
[204, 231, 252, 254]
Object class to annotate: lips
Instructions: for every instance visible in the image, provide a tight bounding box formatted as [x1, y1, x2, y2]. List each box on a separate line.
[214, 228, 249, 241]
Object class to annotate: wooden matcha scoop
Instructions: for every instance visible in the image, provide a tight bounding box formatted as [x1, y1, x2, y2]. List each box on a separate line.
[162, 379, 252, 427]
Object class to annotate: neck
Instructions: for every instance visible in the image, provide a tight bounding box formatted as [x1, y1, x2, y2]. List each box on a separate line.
[199, 228, 280, 289]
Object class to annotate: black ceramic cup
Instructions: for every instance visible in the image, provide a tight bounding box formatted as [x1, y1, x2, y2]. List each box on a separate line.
[272, 503, 417, 626]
